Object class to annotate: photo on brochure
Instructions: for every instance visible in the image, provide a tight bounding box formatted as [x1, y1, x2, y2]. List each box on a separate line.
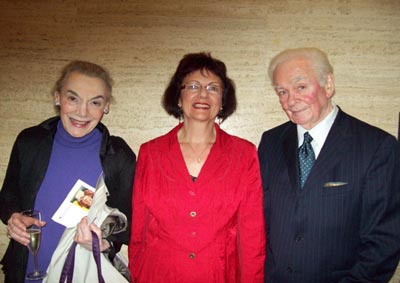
[52, 179, 96, 228]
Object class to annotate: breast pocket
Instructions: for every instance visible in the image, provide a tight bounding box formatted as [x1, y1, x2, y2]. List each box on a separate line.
[321, 181, 351, 196]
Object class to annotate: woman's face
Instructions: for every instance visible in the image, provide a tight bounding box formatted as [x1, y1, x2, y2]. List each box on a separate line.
[54, 72, 109, 137]
[179, 69, 223, 123]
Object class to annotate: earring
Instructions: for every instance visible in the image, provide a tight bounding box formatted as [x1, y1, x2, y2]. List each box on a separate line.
[103, 108, 109, 114]
[55, 101, 60, 106]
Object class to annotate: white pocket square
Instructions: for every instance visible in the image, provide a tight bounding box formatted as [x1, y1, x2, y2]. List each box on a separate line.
[323, 182, 348, 187]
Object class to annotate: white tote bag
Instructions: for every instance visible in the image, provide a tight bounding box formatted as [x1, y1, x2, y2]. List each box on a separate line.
[43, 175, 129, 283]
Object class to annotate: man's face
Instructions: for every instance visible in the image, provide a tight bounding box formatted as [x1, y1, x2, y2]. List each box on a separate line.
[273, 57, 334, 130]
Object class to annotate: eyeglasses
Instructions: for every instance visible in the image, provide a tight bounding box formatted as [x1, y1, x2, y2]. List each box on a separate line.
[181, 82, 223, 95]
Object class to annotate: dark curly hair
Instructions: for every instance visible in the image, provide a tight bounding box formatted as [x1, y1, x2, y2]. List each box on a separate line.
[162, 52, 236, 123]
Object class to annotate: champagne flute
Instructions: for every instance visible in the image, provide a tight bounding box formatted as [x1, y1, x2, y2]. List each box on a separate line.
[22, 209, 47, 280]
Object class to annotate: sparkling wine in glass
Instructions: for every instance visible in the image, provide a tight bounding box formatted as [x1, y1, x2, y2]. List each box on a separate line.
[23, 209, 47, 280]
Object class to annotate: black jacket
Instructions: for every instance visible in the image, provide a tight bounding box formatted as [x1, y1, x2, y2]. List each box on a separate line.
[0, 117, 136, 283]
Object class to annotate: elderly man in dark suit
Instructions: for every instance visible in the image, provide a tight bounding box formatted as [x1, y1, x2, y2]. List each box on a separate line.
[258, 47, 400, 283]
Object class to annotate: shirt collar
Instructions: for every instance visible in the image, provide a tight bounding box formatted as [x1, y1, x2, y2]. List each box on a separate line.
[297, 103, 338, 157]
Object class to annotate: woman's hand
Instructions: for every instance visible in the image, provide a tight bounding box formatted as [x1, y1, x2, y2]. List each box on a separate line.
[74, 216, 111, 252]
[7, 212, 46, 246]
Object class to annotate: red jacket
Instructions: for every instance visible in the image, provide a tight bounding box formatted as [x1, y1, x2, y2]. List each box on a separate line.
[129, 123, 265, 283]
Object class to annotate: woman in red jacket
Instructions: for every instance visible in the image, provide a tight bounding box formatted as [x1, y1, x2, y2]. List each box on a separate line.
[129, 52, 265, 283]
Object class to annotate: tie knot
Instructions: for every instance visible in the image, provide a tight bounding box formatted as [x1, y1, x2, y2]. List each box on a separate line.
[303, 132, 313, 144]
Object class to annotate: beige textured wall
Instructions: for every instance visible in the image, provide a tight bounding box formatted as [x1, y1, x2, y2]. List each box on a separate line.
[0, 0, 399, 282]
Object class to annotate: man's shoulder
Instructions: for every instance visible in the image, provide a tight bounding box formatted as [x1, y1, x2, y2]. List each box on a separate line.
[260, 121, 295, 141]
[338, 110, 396, 141]
[258, 121, 295, 156]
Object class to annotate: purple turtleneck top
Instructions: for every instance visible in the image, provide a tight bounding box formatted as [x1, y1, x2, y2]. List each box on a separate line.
[25, 121, 102, 282]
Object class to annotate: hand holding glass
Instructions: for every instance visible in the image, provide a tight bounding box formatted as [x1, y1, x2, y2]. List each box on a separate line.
[23, 210, 47, 280]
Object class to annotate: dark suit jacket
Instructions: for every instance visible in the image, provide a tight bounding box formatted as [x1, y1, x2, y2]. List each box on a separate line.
[258, 109, 400, 283]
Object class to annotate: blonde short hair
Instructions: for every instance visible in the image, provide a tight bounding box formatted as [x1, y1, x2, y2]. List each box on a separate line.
[268, 47, 333, 86]
[53, 60, 114, 102]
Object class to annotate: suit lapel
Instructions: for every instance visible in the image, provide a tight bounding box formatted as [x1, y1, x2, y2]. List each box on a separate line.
[282, 125, 301, 190]
[306, 110, 352, 186]
[282, 110, 352, 191]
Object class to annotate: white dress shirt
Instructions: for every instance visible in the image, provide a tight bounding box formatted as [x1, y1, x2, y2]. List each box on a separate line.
[297, 104, 339, 159]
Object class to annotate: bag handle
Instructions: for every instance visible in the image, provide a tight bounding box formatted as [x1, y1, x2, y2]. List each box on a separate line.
[60, 231, 105, 283]
[59, 241, 77, 283]
[92, 231, 105, 283]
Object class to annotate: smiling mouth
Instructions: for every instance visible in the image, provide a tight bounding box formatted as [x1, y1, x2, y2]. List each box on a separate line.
[70, 117, 90, 127]
[290, 108, 307, 114]
[193, 103, 210, 109]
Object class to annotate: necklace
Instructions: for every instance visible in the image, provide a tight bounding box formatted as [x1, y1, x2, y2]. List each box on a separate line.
[186, 142, 212, 163]
[178, 127, 215, 164]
